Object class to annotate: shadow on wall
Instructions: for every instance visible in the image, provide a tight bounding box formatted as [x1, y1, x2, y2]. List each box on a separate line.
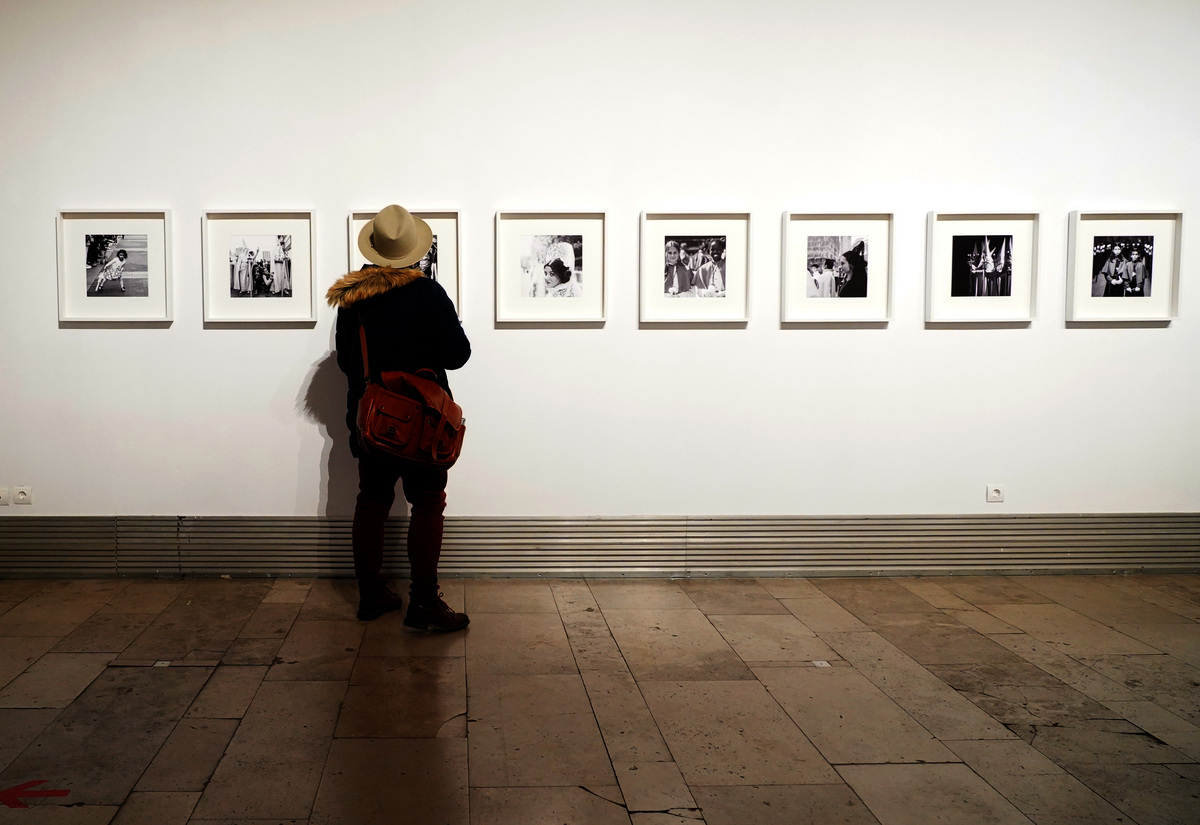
[299, 352, 358, 516]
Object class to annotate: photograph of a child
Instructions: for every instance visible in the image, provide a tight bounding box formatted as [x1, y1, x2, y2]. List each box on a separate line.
[521, 234, 583, 298]
[1091, 235, 1152, 297]
[230, 235, 292, 298]
[806, 236, 867, 298]
[663, 236, 727, 298]
[951, 235, 1013, 297]
[86, 234, 148, 297]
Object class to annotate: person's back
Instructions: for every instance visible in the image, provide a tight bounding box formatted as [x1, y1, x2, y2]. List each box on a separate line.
[326, 205, 471, 631]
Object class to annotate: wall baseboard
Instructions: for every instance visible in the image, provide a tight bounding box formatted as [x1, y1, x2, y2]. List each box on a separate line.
[1, 514, 1198, 577]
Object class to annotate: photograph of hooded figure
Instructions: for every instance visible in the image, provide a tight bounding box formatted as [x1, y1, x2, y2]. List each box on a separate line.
[807, 235, 868, 298]
[950, 235, 1012, 297]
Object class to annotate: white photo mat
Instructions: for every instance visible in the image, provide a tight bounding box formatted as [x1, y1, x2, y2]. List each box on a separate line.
[202, 211, 314, 323]
[349, 210, 461, 316]
[640, 212, 749, 323]
[56, 210, 171, 322]
[782, 213, 891, 323]
[927, 212, 1038, 323]
[495, 212, 606, 323]
[1066, 211, 1181, 322]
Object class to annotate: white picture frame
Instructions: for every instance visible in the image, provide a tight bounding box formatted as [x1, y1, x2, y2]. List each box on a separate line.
[1066, 211, 1182, 322]
[640, 212, 750, 324]
[56, 210, 172, 322]
[926, 212, 1039, 323]
[202, 211, 315, 323]
[782, 212, 892, 323]
[494, 211, 606, 323]
[349, 210, 461, 317]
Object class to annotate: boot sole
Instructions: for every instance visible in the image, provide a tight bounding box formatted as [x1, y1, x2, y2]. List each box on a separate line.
[403, 617, 470, 633]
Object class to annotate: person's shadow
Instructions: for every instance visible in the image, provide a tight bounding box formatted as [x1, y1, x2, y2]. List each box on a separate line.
[299, 352, 358, 516]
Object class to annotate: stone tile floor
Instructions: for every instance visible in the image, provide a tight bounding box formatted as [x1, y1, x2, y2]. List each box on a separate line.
[0, 574, 1198, 824]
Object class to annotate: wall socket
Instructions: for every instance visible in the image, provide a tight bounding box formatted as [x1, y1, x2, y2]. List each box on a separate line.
[0, 487, 9, 505]
[986, 484, 1005, 503]
[13, 486, 32, 505]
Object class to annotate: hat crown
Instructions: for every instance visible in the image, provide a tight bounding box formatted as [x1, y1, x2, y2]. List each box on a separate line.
[370, 205, 420, 259]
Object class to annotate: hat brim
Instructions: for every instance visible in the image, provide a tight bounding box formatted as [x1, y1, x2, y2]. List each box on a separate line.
[358, 215, 434, 268]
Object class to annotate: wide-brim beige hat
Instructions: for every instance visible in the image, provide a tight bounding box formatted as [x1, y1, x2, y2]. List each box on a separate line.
[358, 204, 433, 268]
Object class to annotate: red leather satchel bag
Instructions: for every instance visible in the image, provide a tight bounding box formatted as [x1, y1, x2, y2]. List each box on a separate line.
[355, 326, 466, 467]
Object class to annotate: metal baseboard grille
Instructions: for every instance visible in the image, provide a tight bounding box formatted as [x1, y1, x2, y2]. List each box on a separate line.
[0, 514, 1197, 577]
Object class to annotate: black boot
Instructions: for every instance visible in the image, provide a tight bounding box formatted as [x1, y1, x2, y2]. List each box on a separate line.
[356, 578, 404, 621]
[404, 592, 469, 633]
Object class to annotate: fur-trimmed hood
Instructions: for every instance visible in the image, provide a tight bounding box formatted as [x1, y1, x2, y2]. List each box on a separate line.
[326, 266, 425, 308]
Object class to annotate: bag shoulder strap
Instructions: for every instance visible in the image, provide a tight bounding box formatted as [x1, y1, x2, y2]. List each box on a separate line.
[358, 323, 371, 381]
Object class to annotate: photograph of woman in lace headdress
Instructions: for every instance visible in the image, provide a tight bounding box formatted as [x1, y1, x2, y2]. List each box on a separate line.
[520, 234, 583, 298]
[806, 236, 868, 298]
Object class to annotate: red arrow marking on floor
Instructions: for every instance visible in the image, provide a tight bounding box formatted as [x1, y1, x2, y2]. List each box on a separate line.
[0, 780, 70, 809]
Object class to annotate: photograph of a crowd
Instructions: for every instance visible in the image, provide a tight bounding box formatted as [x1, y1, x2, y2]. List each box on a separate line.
[86, 234, 149, 297]
[1091, 235, 1152, 297]
[806, 236, 867, 298]
[229, 235, 292, 298]
[951, 235, 1013, 297]
[663, 236, 726, 298]
[521, 234, 583, 298]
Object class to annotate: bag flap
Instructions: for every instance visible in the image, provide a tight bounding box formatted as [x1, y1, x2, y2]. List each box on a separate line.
[379, 370, 463, 426]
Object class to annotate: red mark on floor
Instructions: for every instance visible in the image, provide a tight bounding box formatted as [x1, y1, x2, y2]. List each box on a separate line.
[1, 780, 70, 808]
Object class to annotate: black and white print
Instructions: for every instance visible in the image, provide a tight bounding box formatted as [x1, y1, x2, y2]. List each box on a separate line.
[663, 236, 726, 298]
[86, 234, 148, 297]
[1091, 235, 1152, 298]
[415, 235, 438, 282]
[521, 234, 583, 298]
[806, 236, 868, 298]
[230, 235, 292, 298]
[951, 235, 1013, 297]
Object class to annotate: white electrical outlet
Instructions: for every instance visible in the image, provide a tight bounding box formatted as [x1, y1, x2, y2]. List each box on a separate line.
[13, 486, 32, 505]
[0, 487, 9, 505]
[986, 485, 1005, 503]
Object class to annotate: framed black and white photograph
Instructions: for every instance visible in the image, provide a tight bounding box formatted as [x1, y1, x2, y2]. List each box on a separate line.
[203, 211, 314, 323]
[927, 212, 1038, 323]
[782, 213, 892, 323]
[640, 212, 749, 323]
[1067, 211, 1182, 322]
[350, 210, 461, 317]
[495, 212, 605, 323]
[56, 210, 171, 322]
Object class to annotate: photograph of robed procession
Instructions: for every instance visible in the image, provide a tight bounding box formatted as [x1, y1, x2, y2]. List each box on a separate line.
[85, 234, 148, 297]
[950, 235, 1014, 297]
[229, 235, 292, 298]
[806, 236, 868, 298]
[521, 234, 583, 298]
[1091, 235, 1152, 297]
[663, 236, 727, 298]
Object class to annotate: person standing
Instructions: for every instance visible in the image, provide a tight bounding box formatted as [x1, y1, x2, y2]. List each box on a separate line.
[1128, 248, 1149, 296]
[694, 238, 727, 297]
[327, 204, 471, 630]
[664, 240, 694, 296]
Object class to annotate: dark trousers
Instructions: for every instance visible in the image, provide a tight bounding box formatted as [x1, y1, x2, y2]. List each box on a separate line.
[352, 455, 447, 602]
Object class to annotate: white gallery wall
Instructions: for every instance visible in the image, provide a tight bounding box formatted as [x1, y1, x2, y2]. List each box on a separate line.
[1, 0, 1198, 518]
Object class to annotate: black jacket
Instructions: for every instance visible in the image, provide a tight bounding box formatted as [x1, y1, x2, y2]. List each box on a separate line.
[327, 266, 470, 455]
